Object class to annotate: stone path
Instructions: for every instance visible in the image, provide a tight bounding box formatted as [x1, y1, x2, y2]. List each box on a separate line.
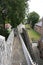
[12, 34, 27, 65]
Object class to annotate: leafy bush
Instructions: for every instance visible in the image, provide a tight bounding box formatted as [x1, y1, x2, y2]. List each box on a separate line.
[0, 28, 9, 40]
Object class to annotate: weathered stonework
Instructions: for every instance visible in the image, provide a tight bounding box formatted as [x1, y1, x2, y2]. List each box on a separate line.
[0, 35, 6, 65]
[0, 30, 14, 65]
[6, 30, 14, 65]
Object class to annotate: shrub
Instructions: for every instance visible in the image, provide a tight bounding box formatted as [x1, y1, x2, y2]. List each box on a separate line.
[0, 28, 9, 40]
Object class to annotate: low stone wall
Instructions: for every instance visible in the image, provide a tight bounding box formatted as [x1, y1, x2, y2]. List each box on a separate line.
[18, 32, 36, 65]
[21, 28, 35, 61]
[0, 29, 14, 65]
[0, 36, 6, 65]
[6, 29, 14, 65]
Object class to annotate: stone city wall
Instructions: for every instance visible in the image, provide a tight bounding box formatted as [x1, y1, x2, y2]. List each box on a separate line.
[0, 35, 6, 65]
[0, 30, 14, 65]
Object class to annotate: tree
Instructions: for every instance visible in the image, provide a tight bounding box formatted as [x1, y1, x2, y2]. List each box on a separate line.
[27, 11, 40, 28]
[0, 0, 29, 28]
[0, 1, 8, 29]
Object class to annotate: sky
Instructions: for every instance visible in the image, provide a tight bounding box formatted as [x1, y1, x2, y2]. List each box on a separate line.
[28, 0, 43, 18]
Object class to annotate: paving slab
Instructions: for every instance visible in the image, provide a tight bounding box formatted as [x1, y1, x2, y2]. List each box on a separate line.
[12, 34, 27, 65]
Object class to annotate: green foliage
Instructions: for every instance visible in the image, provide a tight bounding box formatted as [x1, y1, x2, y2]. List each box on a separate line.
[0, 0, 29, 28]
[27, 11, 40, 28]
[0, 6, 3, 24]
[0, 28, 9, 40]
[25, 24, 40, 42]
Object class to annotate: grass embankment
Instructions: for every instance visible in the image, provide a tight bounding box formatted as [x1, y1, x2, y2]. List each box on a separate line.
[25, 24, 41, 42]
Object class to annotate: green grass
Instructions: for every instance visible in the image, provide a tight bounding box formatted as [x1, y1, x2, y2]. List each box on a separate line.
[25, 24, 41, 42]
[25, 24, 30, 29]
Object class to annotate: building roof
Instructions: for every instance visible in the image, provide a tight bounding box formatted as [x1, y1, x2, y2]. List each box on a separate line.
[35, 21, 42, 27]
